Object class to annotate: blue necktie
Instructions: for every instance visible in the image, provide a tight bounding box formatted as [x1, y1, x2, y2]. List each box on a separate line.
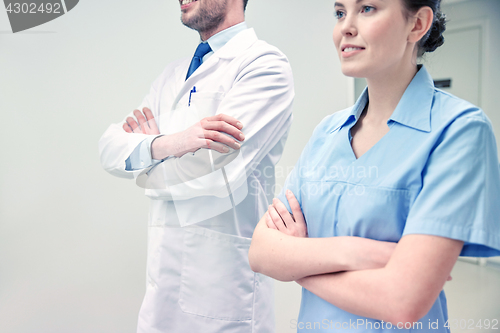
[186, 42, 212, 80]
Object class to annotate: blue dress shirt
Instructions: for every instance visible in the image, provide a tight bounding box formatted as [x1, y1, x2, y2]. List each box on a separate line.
[278, 66, 500, 332]
[125, 22, 248, 171]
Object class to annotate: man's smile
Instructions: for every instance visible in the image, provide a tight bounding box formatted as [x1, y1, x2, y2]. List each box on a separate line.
[180, 0, 199, 9]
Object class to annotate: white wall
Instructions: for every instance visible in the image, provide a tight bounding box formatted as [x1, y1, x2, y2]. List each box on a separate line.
[0, 1, 349, 332]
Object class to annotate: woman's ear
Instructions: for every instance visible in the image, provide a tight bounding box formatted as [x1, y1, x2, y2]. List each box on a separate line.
[408, 6, 434, 44]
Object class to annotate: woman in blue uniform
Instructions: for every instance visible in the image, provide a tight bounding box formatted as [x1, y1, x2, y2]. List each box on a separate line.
[248, 0, 500, 331]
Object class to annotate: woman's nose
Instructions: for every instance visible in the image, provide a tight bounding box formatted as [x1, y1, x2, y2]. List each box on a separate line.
[341, 16, 357, 37]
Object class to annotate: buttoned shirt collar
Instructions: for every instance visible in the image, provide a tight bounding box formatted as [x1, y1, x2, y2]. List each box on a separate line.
[201, 22, 248, 62]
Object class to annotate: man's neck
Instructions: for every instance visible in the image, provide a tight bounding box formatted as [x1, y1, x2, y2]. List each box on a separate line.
[199, 16, 244, 41]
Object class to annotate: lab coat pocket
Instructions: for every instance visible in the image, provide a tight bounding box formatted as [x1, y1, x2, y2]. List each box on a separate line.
[189, 91, 225, 118]
[157, 91, 224, 135]
[179, 227, 255, 321]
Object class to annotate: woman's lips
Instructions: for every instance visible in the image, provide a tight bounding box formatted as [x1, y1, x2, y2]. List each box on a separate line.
[341, 45, 365, 58]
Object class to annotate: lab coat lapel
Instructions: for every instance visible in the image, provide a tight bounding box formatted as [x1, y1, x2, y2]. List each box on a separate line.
[171, 62, 191, 110]
[170, 52, 220, 109]
[170, 28, 259, 109]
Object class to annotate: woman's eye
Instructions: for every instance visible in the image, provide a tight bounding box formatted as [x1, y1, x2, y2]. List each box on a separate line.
[334, 10, 346, 19]
[361, 6, 375, 13]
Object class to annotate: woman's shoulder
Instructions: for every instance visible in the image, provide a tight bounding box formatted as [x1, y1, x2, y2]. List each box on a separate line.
[428, 90, 498, 165]
[431, 89, 493, 131]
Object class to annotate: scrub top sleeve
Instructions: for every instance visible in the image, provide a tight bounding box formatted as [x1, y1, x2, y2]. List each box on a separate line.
[277, 137, 320, 214]
[277, 117, 330, 214]
[277, 161, 302, 214]
[403, 115, 500, 257]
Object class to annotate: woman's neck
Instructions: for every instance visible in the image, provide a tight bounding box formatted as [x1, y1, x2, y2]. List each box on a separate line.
[364, 61, 419, 126]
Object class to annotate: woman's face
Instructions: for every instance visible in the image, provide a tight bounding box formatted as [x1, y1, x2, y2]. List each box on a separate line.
[333, 0, 415, 79]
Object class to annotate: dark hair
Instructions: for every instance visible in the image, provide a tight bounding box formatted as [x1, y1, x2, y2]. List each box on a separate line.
[401, 0, 446, 57]
[243, 0, 248, 10]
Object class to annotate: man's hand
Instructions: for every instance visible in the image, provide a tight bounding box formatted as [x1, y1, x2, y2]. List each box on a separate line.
[266, 190, 308, 237]
[123, 108, 159, 135]
[122, 110, 245, 160]
[151, 114, 245, 160]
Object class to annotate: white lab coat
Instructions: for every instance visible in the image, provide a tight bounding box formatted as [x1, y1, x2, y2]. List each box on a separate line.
[99, 28, 294, 333]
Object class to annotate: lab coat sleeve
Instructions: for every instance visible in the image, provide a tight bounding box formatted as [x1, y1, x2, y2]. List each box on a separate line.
[98, 79, 163, 179]
[403, 114, 500, 256]
[144, 51, 294, 200]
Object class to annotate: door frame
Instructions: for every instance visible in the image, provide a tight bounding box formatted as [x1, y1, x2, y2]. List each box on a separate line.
[441, 17, 489, 108]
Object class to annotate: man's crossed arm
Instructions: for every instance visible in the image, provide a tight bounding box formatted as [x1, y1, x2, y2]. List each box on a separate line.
[123, 107, 244, 159]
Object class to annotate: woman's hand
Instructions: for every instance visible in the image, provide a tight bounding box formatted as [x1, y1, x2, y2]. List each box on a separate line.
[266, 190, 308, 237]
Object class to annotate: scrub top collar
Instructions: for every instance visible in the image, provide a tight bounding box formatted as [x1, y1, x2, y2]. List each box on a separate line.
[330, 65, 433, 134]
[389, 65, 433, 132]
[328, 85, 368, 134]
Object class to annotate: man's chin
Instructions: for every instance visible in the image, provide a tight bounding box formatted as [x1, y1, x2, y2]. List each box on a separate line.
[181, 18, 196, 31]
[181, 14, 194, 28]
[181, 15, 209, 32]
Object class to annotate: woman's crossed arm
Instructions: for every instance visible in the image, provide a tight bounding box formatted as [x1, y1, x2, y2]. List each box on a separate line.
[248, 190, 396, 282]
[249, 191, 462, 324]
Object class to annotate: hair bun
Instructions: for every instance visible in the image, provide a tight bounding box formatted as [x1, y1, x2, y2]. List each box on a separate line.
[421, 10, 446, 54]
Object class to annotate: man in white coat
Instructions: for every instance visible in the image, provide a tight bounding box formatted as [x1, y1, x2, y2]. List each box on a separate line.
[99, 0, 294, 332]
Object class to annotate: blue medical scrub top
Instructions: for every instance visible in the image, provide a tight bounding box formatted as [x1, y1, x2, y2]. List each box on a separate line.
[278, 66, 500, 332]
